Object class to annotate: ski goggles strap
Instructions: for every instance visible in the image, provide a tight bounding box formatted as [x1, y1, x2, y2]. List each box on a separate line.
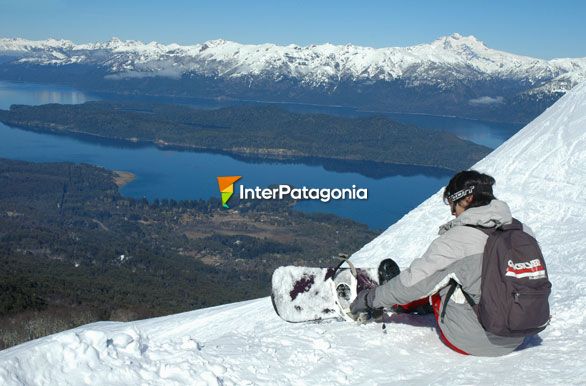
[443, 185, 475, 205]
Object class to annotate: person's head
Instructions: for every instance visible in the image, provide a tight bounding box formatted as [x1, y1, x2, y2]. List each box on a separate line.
[443, 170, 496, 217]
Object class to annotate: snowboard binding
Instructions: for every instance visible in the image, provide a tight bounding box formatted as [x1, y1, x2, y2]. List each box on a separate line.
[331, 254, 360, 322]
[336, 257, 401, 323]
[331, 254, 380, 323]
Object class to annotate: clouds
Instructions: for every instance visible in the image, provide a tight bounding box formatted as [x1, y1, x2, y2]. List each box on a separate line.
[469, 96, 504, 105]
[104, 68, 183, 80]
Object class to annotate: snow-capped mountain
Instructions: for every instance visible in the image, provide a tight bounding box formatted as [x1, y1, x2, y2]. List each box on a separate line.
[1, 34, 585, 122]
[0, 77, 584, 385]
[1, 34, 584, 89]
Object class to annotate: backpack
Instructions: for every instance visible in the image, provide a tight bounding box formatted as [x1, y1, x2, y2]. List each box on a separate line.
[442, 218, 552, 337]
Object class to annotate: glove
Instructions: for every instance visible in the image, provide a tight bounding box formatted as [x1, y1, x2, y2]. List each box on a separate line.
[350, 287, 377, 314]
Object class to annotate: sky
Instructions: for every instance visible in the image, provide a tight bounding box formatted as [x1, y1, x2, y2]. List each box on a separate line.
[0, 0, 584, 59]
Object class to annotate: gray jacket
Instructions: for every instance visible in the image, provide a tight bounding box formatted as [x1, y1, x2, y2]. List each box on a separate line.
[373, 200, 527, 356]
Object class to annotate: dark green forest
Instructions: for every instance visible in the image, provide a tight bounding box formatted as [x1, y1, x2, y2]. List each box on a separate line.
[0, 158, 377, 349]
[0, 102, 490, 171]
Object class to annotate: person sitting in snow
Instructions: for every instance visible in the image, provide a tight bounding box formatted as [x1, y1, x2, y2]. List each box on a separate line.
[350, 170, 545, 356]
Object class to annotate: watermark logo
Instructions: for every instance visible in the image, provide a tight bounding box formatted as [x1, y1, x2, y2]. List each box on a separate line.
[240, 184, 367, 202]
[217, 175, 367, 208]
[217, 176, 241, 208]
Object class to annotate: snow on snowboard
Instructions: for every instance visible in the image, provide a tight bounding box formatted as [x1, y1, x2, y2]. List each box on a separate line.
[271, 257, 400, 323]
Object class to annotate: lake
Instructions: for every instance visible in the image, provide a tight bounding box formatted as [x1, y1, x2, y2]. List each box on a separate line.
[0, 80, 523, 230]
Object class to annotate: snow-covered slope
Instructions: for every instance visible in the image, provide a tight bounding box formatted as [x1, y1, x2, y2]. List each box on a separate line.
[1, 34, 585, 91]
[0, 82, 585, 385]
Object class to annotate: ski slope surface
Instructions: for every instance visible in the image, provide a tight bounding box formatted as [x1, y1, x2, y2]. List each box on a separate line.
[0, 83, 585, 385]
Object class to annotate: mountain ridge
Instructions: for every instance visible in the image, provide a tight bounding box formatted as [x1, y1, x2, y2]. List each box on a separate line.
[1, 34, 585, 123]
[1, 33, 584, 88]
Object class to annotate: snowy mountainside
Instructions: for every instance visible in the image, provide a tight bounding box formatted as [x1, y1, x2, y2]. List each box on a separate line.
[0, 83, 585, 384]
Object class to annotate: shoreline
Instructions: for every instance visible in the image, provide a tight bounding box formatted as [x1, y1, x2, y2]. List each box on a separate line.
[0, 120, 459, 174]
[113, 170, 136, 187]
[0, 79, 529, 125]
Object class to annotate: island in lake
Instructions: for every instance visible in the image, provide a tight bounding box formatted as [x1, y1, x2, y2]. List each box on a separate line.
[0, 102, 491, 171]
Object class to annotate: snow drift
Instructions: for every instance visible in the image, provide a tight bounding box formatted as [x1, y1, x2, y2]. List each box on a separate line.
[0, 82, 585, 385]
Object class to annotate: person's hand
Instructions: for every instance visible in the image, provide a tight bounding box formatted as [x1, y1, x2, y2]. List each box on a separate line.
[350, 288, 377, 314]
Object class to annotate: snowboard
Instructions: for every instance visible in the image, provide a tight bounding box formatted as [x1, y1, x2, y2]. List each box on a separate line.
[271, 258, 400, 323]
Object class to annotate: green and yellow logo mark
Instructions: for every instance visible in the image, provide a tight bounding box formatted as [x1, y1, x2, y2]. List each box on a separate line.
[217, 176, 241, 208]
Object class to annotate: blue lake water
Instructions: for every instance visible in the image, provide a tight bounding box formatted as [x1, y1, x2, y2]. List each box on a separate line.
[0, 81, 523, 230]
